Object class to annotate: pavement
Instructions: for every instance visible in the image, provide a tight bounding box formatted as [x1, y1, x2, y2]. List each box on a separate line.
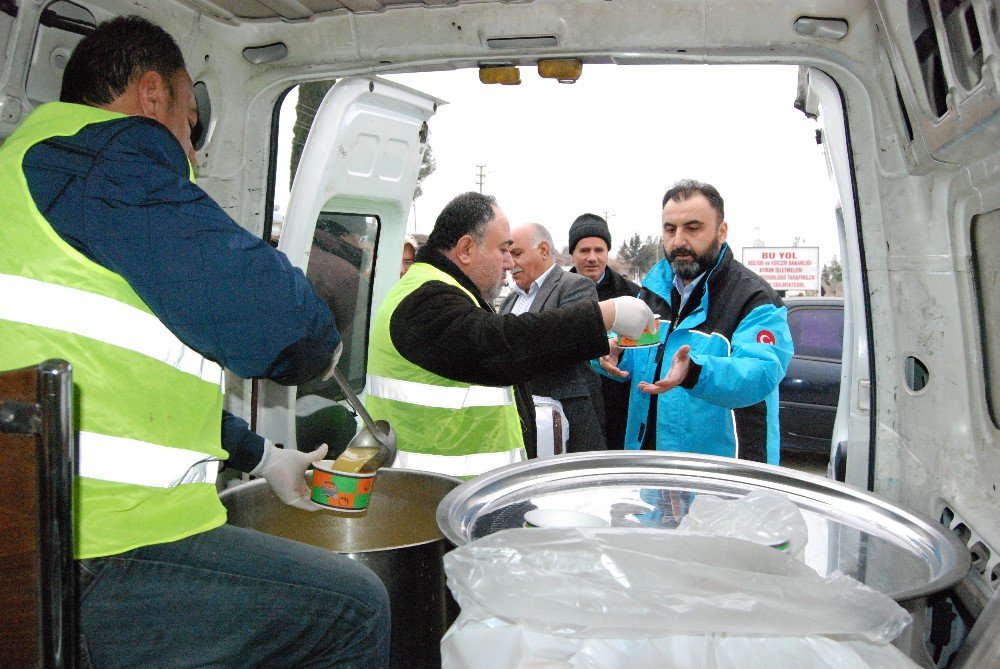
[780, 450, 829, 477]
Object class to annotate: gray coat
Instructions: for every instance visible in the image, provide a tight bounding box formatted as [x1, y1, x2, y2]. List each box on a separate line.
[499, 265, 602, 400]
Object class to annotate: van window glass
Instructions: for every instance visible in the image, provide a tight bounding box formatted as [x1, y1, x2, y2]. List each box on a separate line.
[972, 209, 1000, 429]
[788, 307, 843, 361]
[296, 211, 378, 401]
[941, 0, 983, 91]
[26, 1, 94, 107]
[908, 0, 949, 116]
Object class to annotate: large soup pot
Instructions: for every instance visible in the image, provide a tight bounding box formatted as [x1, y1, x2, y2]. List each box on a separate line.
[220, 468, 460, 669]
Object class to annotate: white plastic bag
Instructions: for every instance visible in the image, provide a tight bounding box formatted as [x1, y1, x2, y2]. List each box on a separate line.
[676, 490, 809, 559]
[441, 528, 916, 669]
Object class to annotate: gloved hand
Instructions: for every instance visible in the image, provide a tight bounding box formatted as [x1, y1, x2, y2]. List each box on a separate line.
[610, 296, 659, 339]
[251, 441, 328, 511]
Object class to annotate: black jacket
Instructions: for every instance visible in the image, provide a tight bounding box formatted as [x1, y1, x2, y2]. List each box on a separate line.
[571, 268, 641, 449]
[391, 247, 610, 457]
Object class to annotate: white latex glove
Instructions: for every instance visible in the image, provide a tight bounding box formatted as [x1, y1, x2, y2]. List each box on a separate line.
[610, 296, 659, 339]
[251, 441, 328, 511]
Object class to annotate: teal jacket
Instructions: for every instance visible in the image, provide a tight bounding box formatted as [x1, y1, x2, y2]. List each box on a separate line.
[605, 244, 793, 464]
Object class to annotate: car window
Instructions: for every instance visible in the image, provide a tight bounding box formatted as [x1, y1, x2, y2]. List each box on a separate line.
[788, 306, 843, 360]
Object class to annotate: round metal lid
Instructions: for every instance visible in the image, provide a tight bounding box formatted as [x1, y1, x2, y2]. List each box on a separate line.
[436, 452, 970, 602]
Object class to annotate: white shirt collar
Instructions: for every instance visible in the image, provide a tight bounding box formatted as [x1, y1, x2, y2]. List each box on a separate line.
[672, 271, 706, 312]
[513, 263, 557, 298]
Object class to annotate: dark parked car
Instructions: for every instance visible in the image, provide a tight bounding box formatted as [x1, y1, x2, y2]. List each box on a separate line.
[779, 297, 844, 456]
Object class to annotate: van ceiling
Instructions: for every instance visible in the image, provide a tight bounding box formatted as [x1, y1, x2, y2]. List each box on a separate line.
[186, 0, 523, 21]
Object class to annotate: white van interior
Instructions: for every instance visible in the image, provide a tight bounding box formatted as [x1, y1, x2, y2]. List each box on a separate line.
[2, 0, 999, 665]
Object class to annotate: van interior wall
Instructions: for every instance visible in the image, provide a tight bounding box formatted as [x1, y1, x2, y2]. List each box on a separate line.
[2, 0, 998, 607]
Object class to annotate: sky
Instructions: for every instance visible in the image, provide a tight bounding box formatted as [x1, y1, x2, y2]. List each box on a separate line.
[276, 63, 841, 273]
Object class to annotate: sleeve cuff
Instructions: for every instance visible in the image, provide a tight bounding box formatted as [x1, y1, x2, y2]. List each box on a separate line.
[680, 361, 702, 389]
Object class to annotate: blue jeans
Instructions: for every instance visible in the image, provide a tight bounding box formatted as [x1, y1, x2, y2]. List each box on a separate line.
[77, 524, 390, 668]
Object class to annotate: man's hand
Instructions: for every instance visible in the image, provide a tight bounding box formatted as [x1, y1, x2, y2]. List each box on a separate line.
[600, 337, 629, 378]
[611, 296, 659, 339]
[638, 345, 692, 395]
[251, 442, 329, 511]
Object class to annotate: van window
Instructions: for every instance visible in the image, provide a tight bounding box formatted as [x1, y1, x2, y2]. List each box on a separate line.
[972, 209, 1000, 429]
[301, 211, 378, 393]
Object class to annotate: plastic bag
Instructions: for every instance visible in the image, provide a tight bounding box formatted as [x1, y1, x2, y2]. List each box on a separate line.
[676, 490, 809, 559]
[441, 528, 916, 669]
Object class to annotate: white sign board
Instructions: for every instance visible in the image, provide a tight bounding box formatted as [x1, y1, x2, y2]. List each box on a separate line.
[741, 247, 820, 291]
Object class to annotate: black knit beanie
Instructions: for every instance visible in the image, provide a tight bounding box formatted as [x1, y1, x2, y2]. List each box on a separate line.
[568, 214, 612, 253]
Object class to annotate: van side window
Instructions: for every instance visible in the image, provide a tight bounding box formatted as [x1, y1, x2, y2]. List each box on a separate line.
[972, 209, 1000, 429]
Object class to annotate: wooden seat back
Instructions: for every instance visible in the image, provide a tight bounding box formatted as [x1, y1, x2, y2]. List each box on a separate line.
[0, 360, 76, 668]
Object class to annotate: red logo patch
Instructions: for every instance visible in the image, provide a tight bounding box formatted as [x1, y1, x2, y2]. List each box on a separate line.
[756, 330, 776, 345]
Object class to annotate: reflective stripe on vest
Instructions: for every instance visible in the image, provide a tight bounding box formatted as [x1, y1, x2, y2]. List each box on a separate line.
[390, 447, 526, 478]
[366, 374, 513, 409]
[0, 274, 222, 386]
[79, 431, 220, 487]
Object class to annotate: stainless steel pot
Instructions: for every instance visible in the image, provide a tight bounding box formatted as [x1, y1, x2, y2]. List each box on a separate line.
[437, 452, 971, 665]
[220, 468, 460, 669]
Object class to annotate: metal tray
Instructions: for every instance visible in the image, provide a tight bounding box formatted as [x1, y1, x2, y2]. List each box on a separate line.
[436, 452, 970, 602]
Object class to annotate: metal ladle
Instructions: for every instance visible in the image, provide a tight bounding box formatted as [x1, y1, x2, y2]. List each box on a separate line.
[331, 368, 397, 471]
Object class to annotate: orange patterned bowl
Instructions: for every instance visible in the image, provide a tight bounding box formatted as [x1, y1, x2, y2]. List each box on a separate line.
[310, 459, 376, 511]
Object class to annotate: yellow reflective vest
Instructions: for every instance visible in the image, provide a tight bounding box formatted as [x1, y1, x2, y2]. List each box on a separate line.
[0, 102, 227, 558]
[366, 262, 526, 478]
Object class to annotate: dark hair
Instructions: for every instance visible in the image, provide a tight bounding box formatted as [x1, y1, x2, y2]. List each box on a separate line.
[661, 179, 725, 223]
[425, 192, 498, 252]
[60, 16, 186, 106]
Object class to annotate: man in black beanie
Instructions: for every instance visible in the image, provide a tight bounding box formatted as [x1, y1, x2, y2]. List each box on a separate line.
[569, 214, 640, 449]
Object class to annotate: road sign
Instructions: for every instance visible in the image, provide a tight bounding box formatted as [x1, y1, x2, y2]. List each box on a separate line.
[741, 246, 820, 291]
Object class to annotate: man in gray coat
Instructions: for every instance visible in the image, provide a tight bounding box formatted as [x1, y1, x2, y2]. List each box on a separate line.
[500, 223, 607, 453]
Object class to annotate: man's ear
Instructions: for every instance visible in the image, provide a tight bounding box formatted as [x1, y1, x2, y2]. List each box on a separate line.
[538, 241, 550, 260]
[453, 235, 476, 266]
[136, 70, 170, 121]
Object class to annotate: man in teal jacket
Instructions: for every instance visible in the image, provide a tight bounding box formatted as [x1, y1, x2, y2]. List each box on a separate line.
[601, 180, 793, 464]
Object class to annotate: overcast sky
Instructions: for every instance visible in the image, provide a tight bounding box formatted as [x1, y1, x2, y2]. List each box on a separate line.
[278, 63, 841, 272]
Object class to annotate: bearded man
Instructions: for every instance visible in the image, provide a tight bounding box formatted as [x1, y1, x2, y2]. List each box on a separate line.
[599, 180, 793, 464]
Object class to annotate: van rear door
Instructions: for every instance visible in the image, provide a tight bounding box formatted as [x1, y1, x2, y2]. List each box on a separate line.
[255, 77, 440, 450]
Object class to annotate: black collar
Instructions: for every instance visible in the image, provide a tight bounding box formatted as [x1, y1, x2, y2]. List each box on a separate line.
[414, 245, 494, 311]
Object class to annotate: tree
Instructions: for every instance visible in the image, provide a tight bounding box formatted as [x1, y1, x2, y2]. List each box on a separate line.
[617, 233, 662, 276]
[290, 79, 336, 189]
[822, 256, 842, 286]
[413, 145, 436, 200]
[617, 233, 643, 268]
